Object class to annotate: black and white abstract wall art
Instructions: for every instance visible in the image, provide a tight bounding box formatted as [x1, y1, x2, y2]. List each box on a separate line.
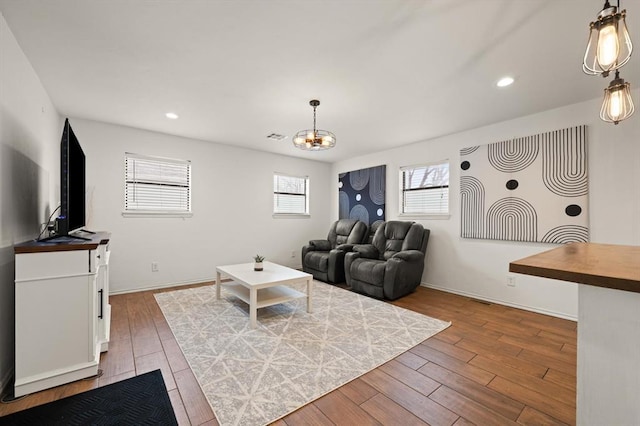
[339, 165, 385, 227]
[460, 125, 589, 244]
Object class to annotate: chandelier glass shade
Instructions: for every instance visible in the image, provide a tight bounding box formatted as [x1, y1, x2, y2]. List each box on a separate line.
[583, 1, 633, 77]
[600, 71, 635, 124]
[293, 100, 336, 151]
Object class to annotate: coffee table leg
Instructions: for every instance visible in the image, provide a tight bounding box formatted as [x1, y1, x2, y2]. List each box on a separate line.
[250, 288, 257, 328]
[216, 271, 221, 300]
[307, 277, 313, 313]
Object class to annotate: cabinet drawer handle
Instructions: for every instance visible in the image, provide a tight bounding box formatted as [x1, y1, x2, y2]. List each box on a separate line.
[98, 289, 104, 319]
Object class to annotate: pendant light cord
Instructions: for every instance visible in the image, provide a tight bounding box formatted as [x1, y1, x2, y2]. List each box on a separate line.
[313, 105, 317, 135]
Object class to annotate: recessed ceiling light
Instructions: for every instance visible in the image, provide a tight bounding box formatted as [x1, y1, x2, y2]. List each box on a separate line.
[496, 77, 515, 87]
[165, 112, 179, 119]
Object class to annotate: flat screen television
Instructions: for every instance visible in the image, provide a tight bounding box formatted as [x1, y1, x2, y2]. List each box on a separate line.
[61, 118, 86, 235]
[41, 118, 89, 241]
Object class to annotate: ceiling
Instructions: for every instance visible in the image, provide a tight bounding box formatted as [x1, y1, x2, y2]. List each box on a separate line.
[1, 0, 637, 162]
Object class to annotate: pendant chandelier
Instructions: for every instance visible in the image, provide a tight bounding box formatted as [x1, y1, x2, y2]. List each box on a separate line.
[600, 70, 635, 124]
[583, 0, 632, 77]
[293, 100, 336, 151]
[583, 0, 635, 124]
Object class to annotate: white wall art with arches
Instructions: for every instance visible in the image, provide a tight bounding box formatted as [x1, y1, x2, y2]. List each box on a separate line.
[460, 125, 589, 243]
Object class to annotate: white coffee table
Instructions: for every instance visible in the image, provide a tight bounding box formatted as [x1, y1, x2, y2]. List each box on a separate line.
[215, 261, 313, 328]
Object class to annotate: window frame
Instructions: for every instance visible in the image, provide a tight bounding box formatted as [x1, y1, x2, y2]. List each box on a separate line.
[122, 152, 193, 218]
[273, 172, 310, 218]
[399, 160, 450, 219]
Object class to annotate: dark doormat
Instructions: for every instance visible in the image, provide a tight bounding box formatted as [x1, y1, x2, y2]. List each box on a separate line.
[0, 370, 178, 425]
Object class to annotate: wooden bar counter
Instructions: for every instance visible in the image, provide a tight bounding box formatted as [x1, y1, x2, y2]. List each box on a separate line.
[510, 242, 640, 426]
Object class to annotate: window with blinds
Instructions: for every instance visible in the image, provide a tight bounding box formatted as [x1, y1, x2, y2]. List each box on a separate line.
[124, 153, 191, 214]
[273, 173, 309, 215]
[400, 161, 449, 215]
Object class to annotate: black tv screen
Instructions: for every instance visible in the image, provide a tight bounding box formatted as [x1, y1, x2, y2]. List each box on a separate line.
[60, 118, 86, 235]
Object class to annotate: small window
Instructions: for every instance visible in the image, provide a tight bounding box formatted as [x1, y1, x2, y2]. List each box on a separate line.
[273, 173, 309, 215]
[400, 161, 449, 216]
[124, 153, 191, 215]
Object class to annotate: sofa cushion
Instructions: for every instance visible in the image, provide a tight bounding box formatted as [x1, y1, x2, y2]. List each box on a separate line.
[382, 239, 404, 260]
[350, 258, 386, 287]
[402, 224, 425, 251]
[328, 219, 359, 248]
[372, 221, 414, 260]
[304, 251, 329, 272]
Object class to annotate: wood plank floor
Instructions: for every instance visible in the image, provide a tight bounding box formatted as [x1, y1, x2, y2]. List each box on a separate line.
[0, 284, 577, 425]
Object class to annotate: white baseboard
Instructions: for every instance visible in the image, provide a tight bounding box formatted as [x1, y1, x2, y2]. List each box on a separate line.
[109, 277, 216, 295]
[420, 282, 577, 322]
[110, 262, 303, 296]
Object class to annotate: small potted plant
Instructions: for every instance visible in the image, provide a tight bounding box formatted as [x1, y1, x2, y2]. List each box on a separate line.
[254, 254, 265, 271]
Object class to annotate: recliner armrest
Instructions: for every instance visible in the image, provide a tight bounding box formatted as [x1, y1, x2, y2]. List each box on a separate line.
[353, 244, 379, 259]
[335, 243, 356, 252]
[308, 239, 331, 251]
[384, 249, 426, 300]
[391, 250, 424, 263]
[344, 251, 362, 287]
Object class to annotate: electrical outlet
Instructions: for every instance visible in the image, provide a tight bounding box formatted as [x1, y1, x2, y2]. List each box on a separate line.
[151, 262, 159, 272]
[291, 250, 296, 258]
[507, 276, 516, 287]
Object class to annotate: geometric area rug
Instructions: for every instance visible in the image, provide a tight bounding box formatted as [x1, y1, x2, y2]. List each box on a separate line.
[155, 281, 450, 426]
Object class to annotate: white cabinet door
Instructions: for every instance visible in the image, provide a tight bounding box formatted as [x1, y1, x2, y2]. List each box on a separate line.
[15, 248, 100, 397]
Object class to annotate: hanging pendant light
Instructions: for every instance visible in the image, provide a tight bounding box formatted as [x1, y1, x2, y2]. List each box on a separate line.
[600, 70, 635, 124]
[293, 100, 336, 151]
[583, 0, 633, 77]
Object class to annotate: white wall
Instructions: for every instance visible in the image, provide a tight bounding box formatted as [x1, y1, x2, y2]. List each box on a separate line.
[70, 118, 333, 293]
[0, 12, 62, 393]
[332, 94, 640, 320]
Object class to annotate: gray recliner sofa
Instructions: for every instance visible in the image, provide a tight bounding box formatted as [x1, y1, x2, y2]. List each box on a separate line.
[302, 219, 368, 283]
[345, 221, 430, 300]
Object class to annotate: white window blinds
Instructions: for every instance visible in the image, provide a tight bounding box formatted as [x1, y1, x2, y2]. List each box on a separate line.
[273, 174, 308, 214]
[401, 161, 449, 215]
[125, 153, 191, 213]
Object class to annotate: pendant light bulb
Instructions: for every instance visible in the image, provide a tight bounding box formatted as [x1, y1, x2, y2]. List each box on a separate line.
[609, 90, 623, 119]
[597, 23, 619, 67]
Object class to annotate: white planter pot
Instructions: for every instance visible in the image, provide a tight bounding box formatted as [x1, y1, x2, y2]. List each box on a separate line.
[254, 262, 263, 271]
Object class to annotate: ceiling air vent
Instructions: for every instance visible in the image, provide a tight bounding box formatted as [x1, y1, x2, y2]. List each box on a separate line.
[267, 133, 286, 140]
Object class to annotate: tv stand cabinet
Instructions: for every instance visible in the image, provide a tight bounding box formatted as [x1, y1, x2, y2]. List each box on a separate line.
[14, 232, 111, 397]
